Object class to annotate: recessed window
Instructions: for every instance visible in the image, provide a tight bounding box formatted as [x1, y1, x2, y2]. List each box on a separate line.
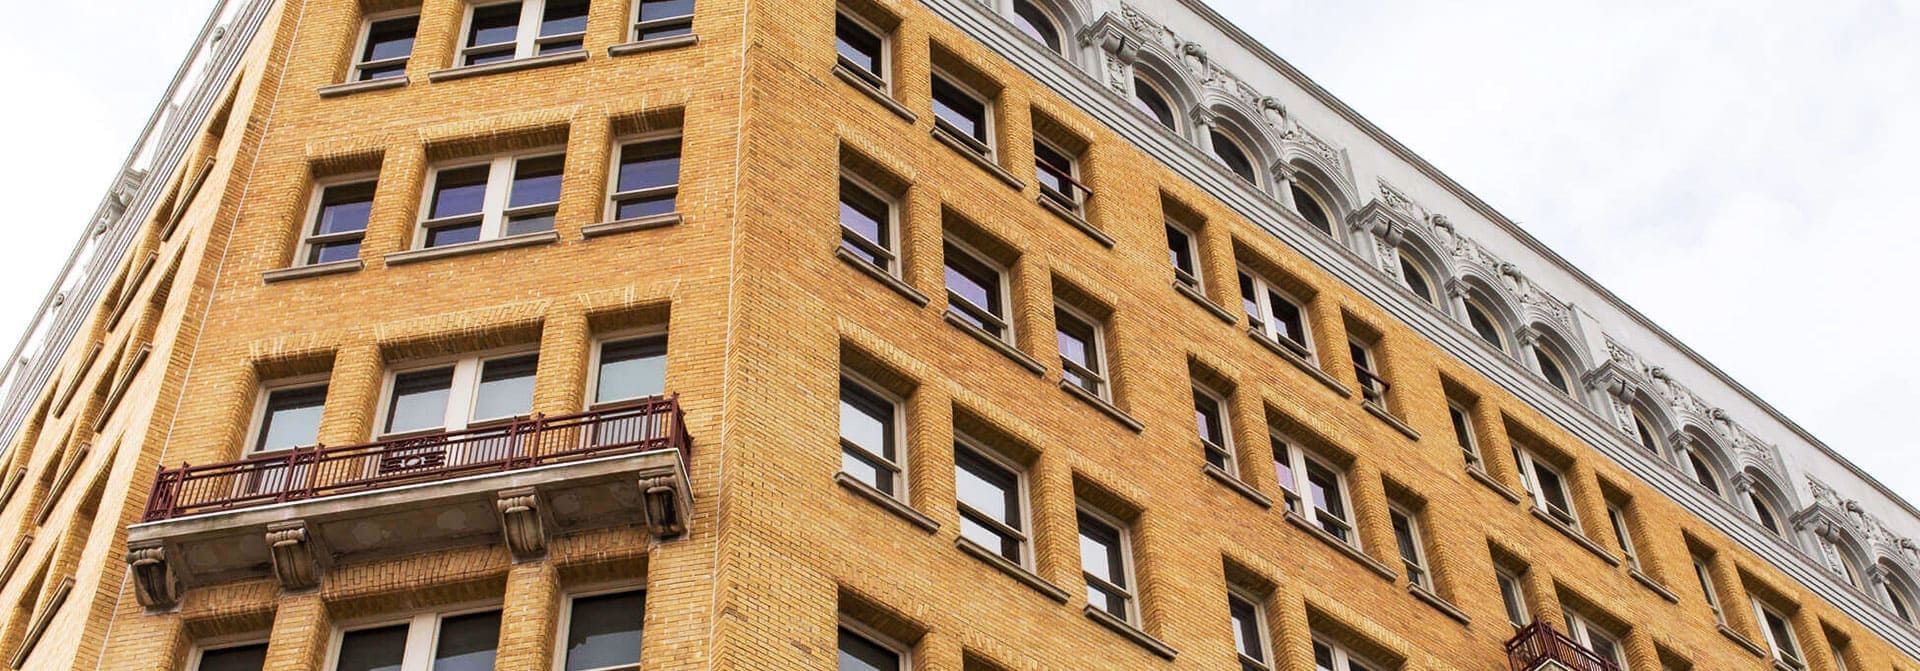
[608, 135, 681, 222]
[1165, 221, 1203, 289]
[1009, 0, 1063, 53]
[1397, 252, 1436, 305]
[1227, 592, 1271, 671]
[300, 180, 375, 266]
[837, 621, 907, 671]
[1561, 609, 1626, 669]
[1056, 305, 1109, 399]
[1033, 138, 1086, 213]
[955, 441, 1029, 565]
[1390, 505, 1432, 590]
[1512, 447, 1579, 528]
[1193, 384, 1233, 473]
[931, 74, 993, 156]
[1686, 450, 1723, 496]
[1833, 544, 1865, 589]
[420, 152, 565, 248]
[839, 175, 898, 273]
[1133, 75, 1178, 131]
[1752, 599, 1804, 669]
[383, 351, 538, 436]
[1495, 567, 1530, 630]
[593, 335, 668, 406]
[333, 608, 502, 671]
[352, 14, 418, 81]
[1239, 269, 1312, 359]
[1631, 408, 1663, 456]
[560, 589, 644, 671]
[251, 383, 327, 453]
[835, 10, 888, 88]
[1311, 637, 1378, 671]
[1692, 556, 1725, 624]
[631, 0, 695, 42]
[1463, 297, 1504, 349]
[1275, 439, 1355, 546]
[1533, 345, 1573, 396]
[1750, 492, 1783, 536]
[1348, 339, 1388, 406]
[839, 376, 902, 497]
[457, 0, 587, 66]
[1290, 183, 1333, 235]
[1606, 504, 1640, 570]
[195, 643, 268, 671]
[1209, 129, 1257, 184]
[943, 241, 1012, 341]
[1078, 507, 1137, 623]
[1887, 583, 1916, 625]
[1447, 403, 1480, 468]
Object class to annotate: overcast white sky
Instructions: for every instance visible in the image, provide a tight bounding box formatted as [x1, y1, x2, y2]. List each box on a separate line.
[0, 1, 1914, 502]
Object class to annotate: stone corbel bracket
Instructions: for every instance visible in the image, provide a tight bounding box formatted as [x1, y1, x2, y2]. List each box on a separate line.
[641, 473, 692, 539]
[126, 541, 180, 611]
[267, 520, 325, 592]
[496, 487, 549, 561]
[1346, 199, 1420, 276]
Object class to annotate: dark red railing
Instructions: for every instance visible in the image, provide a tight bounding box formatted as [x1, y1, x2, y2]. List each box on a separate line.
[142, 394, 689, 522]
[1505, 622, 1621, 671]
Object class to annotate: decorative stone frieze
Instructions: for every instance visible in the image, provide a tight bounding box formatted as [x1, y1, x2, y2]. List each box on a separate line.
[1805, 476, 1920, 572]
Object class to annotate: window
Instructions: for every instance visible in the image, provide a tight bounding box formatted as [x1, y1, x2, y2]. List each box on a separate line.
[1390, 505, 1432, 590]
[1830, 643, 1851, 671]
[607, 135, 681, 222]
[1834, 545, 1865, 589]
[1239, 269, 1311, 358]
[954, 441, 1029, 565]
[1348, 339, 1387, 406]
[419, 152, 564, 248]
[299, 180, 375, 266]
[1631, 408, 1663, 456]
[1165, 221, 1203, 289]
[1275, 440, 1356, 546]
[382, 351, 538, 436]
[1607, 504, 1640, 570]
[559, 589, 644, 671]
[839, 175, 898, 273]
[1752, 599, 1804, 669]
[1495, 568, 1531, 629]
[1692, 556, 1725, 624]
[839, 376, 902, 497]
[1290, 183, 1333, 235]
[351, 13, 418, 81]
[250, 383, 327, 453]
[1033, 137, 1087, 213]
[332, 608, 502, 671]
[1463, 297, 1504, 349]
[195, 643, 268, 671]
[1078, 507, 1137, 623]
[1193, 384, 1233, 473]
[835, 10, 888, 88]
[1132, 75, 1178, 131]
[457, 0, 587, 66]
[1228, 592, 1271, 671]
[1533, 345, 1573, 396]
[1886, 581, 1916, 625]
[1513, 447, 1579, 528]
[1056, 305, 1108, 399]
[1447, 403, 1480, 468]
[1009, 0, 1063, 53]
[931, 74, 992, 156]
[631, 0, 695, 42]
[1686, 450, 1723, 496]
[1749, 492, 1783, 536]
[592, 335, 668, 406]
[837, 620, 907, 671]
[1311, 637, 1378, 671]
[1210, 129, 1257, 184]
[1561, 609, 1627, 670]
[1396, 252, 1436, 305]
[943, 241, 1012, 341]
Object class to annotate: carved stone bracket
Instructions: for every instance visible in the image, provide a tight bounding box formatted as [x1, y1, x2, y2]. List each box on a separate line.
[640, 474, 688, 539]
[266, 520, 321, 591]
[1346, 199, 1419, 276]
[1079, 12, 1140, 96]
[126, 541, 180, 610]
[496, 487, 548, 561]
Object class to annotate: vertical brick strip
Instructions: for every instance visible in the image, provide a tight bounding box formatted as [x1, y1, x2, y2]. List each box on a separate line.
[494, 562, 561, 670]
[261, 593, 330, 671]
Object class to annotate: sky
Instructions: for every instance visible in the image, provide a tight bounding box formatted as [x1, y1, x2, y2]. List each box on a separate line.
[0, 1, 1915, 501]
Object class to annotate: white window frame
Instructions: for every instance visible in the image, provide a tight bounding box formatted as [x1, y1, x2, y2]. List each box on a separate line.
[1077, 503, 1140, 625]
[377, 347, 540, 438]
[1275, 440, 1358, 549]
[456, 0, 583, 65]
[1693, 556, 1726, 624]
[1751, 598, 1805, 669]
[1461, 295, 1508, 351]
[942, 237, 1015, 343]
[416, 150, 566, 249]
[838, 370, 908, 499]
[1006, 0, 1067, 56]
[1495, 567, 1531, 629]
[628, 0, 697, 43]
[835, 615, 911, 671]
[1531, 343, 1576, 397]
[834, 7, 891, 90]
[1348, 337, 1387, 406]
[187, 637, 270, 671]
[1561, 609, 1628, 670]
[953, 435, 1033, 568]
[1165, 219, 1204, 290]
[1131, 74, 1181, 133]
[586, 328, 670, 409]
[1630, 407, 1665, 456]
[349, 10, 419, 81]
[603, 131, 682, 224]
[1513, 447, 1581, 530]
[1032, 133, 1084, 212]
[1054, 302, 1109, 400]
[1238, 267, 1314, 360]
[1447, 402, 1481, 469]
[553, 584, 647, 671]
[297, 173, 379, 267]
[1227, 588, 1273, 671]
[1606, 503, 1640, 571]
[837, 170, 901, 275]
[1395, 250, 1438, 305]
[1208, 128, 1261, 187]
[1311, 636, 1379, 671]
[1390, 503, 1432, 590]
[929, 69, 996, 158]
[325, 601, 503, 671]
[1192, 382, 1233, 474]
[244, 374, 330, 455]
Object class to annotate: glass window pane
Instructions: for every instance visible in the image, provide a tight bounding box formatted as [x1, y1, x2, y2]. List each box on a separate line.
[955, 450, 1018, 529]
[1230, 597, 1264, 661]
[468, 2, 521, 47]
[943, 247, 1001, 317]
[363, 16, 418, 63]
[197, 644, 268, 671]
[835, 15, 883, 76]
[1077, 514, 1122, 587]
[1133, 77, 1177, 130]
[596, 337, 668, 403]
[310, 240, 362, 265]
[335, 624, 409, 671]
[615, 141, 680, 197]
[1165, 225, 1196, 277]
[509, 155, 566, 208]
[315, 182, 376, 236]
[1011, 0, 1061, 51]
[541, 0, 588, 36]
[1033, 141, 1073, 196]
[1269, 293, 1305, 344]
[564, 591, 645, 671]
[386, 367, 454, 434]
[433, 611, 502, 671]
[836, 628, 899, 671]
[429, 165, 491, 219]
[638, 0, 694, 22]
[1291, 183, 1332, 234]
[1536, 348, 1569, 392]
[1193, 391, 1224, 447]
[255, 385, 327, 452]
[1271, 440, 1296, 497]
[1391, 511, 1420, 566]
[839, 180, 890, 262]
[426, 222, 483, 248]
[1210, 130, 1256, 183]
[472, 354, 538, 422]
[1448, 407, 1474, 453]
[839, 382, 894, 462]
[931, 78, 987, 144]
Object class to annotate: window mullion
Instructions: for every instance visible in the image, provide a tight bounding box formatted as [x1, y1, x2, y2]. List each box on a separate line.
[482, 158, 512, 240]
[400, 613, 435, 671]
[517, 0, 542, 59]
[446, 359, 481, 431]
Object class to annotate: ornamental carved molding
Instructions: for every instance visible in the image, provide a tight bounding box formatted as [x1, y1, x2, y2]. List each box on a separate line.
[125, 542, 179, 610]
[1804, 476, 1920, 573]
[496, 487, 548, 561]
[266, 520, 321, 592]
[640, 474, 688, 539]
[1375, 179, 1572, 332]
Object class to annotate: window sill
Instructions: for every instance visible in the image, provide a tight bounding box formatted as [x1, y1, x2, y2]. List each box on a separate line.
[1526, 506, 1619, 567]
[1719, 623, 1768, 658]
[582, 211, 681, 237]
[833, 472, 938, 532]
[1629, 568, 1680, 604]
[607, 33, 699, 57]
[954, 536, 1069, 603]
[942, 310, 1044, 375]
[832, 63, 916, 124]
[1059, 380, 1142, 432]
[263, 259, 362, 283]
[384, 230, 559, 266]
[1202, 463, 1272, 509]
[835, 247, 929, 307]
[427, 50, 588, 83]
[1246, 329, 1352, 398]
[1036, 195, 1113, 248]
[1408, 583, 1471, 625]
[930, 124, 1025, 191]
[1082, 605, 1178, 661]
[1171, 279, 1237, 325]
[1467, 466, 1524, 504]
[318, 76, 407, 98]
[1361, 401, 1421, 441]
[1284, 510, 1395, 580]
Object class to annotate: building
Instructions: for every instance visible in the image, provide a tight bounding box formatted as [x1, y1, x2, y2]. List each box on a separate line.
[0, 0, 1914, 668]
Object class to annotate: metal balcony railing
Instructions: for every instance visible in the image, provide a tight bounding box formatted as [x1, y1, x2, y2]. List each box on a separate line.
[1505, 622, 1621, 671]
[142, 394, 689, 522]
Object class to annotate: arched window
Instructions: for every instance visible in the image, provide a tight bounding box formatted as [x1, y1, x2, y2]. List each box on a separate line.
[1748, 492, 1782, 536]
[1397, 251, 1437, 305]
[1132, 75, 1179, 131]
[1888, 584, 1916, 625]
[1210, 129, 1258, 184]
[1630, 408, 1664, 456]
[1687, 450, 1722, 496]
[1835, 546, 1866, 589]
[1290, 182, 1333, 235]
[1010, 0, 1064, 54]
[1533, 345, 1573, 396]
[1464, 298, 1505, 349]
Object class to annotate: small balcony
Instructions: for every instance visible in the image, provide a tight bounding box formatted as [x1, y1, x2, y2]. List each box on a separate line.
[125, 395, 692, 610]
[1505, 622, 1621, 671]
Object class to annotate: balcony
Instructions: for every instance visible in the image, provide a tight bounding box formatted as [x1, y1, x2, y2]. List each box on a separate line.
[1505, 622, 1621, 671]
[124, 395, 692, 610]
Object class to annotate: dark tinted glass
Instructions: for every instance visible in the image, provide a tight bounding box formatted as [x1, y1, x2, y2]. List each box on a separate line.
[1535, 349, 1569, 392]
[429, 165, 491, 219]
[835, 14, 883, 77]
[836, 628, 899, 671]
[1210, 130, 1256, 183]
[197, 644, 268, 671]
[1291, 183, 1332, 234]
[1165, 225, 1196, 278]
[564, 591, 644, 671]
[1033, 140, 1073, 196]
[1399, 256, 1433, 302]
[943, 246, 1002, 319]
[363, 16, 418, 63]
[956, 449, 1022, 560]
[838, 180, 890, 263]
[1133, 77, 1177, 130]
[468, 3, 521, 47]
[1269, 291, 1306, 344]
[433, 611, 502, 671]
[541, 0, 588, 36]
[509, 155, 566, 207]
[931, 78, 987, 144]
[1055, 309, 1099, 390]
[1011, 0, 1061, 52]
[1230, 597, 1264, 661]
[636, 0, 695, 40]
[336, 624, 409, 671]
[613, 140, 681, 219]
[315, 182, 376, 236]
[1466, 301, 1503, 346]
